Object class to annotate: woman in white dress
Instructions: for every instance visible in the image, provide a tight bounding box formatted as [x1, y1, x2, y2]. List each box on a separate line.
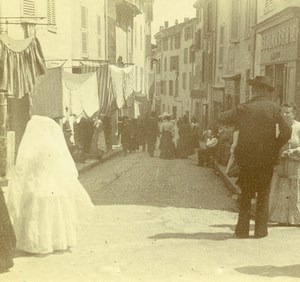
[269, 102, 300, 224]
[7, 115, 94, 254]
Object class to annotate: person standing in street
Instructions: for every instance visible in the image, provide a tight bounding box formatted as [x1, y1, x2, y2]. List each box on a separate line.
[219, 76, 291, 239]
[120, 116, 133, 156]
[146, 111, 159, 157]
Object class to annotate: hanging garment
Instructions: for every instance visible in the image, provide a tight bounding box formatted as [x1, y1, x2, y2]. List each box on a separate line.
[0, 34, 46, 98]
[6, 115, 94, 254]
[62, 71, 99, 118]
[31, 67, 64, 118]
[110, 65, 124, 109]
[97, 64, 115, 116]
[110, 65, 134, 109]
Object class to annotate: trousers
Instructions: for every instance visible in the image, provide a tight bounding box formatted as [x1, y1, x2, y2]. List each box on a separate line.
[235, 164, 274, 238]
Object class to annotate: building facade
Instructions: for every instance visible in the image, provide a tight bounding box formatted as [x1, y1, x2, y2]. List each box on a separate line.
[255, 0, 300, 109]
[154, 18, 196, 120]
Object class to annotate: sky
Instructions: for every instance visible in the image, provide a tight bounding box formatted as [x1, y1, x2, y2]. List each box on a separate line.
[152, 0, 197, 40]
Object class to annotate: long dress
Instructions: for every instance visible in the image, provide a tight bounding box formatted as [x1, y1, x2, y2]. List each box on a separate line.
[6, 115, 94, 254]
[159, 120, 176, 159]
[269, 120, 300, 224]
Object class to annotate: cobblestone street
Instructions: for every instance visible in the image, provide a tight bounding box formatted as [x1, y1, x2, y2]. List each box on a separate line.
[2, 151, 300, 282]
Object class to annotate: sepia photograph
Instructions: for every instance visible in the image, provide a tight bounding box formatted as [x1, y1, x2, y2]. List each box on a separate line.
[0, 0, 300, 281]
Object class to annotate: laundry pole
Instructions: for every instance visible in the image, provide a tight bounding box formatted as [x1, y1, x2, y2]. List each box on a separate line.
[0, 91, 7, 177]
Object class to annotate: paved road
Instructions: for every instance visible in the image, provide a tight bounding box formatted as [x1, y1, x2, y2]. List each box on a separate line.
[3, 150, 300, 282]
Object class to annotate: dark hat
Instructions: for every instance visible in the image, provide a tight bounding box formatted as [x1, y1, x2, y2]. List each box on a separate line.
[247, 76, 274, 91]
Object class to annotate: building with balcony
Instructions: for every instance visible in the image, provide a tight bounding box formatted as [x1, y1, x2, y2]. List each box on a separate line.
[154, 18, 196, 120]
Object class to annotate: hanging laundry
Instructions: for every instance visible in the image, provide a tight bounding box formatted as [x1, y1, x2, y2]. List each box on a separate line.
[97, 64, 115, 116]
[0, 34, 46, 98]
[109, 65, 134, 109]
[62, 71, 99, 119]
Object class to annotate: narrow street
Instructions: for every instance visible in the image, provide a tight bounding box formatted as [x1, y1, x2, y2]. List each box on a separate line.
[2, 151, 300, 282]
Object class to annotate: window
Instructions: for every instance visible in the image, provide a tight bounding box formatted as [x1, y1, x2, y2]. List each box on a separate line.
[46, 0, 56, 26]
[184, 48, 188, 64]
[97, 15, 101, 58]
[184, 25, 194, 41]
[81, 6, 88, 56]
[164, 57, 167, 71]
[175, 79, 179, 97]
[135, 66, 138, 90]
[189, 46, 195, 63]
[219, 26, 224, 66]
[140, 67, 143, 91]
[195, 29, 202, 51]
[156, 59, 161, 74]
[170, 36, 174, 50]
[169, 80, 173, 95]
[163, 38, 168, 51]
[175, 35, 181, 49]
[161, 80, 167, 94]
[230, 0, 240, 42]
[182, 73, 186, 90]
[22, 0, 35, 17]
[81, 6, 88, 29]
[172, 106, 177, 119]
[170, 56, 179, 71]
[140, 26, 143, 51]
[207, 2, 213, 32]
[135, 23, 138, 47]
[245, 0, 256, 38]
[189, 72, 192, 90]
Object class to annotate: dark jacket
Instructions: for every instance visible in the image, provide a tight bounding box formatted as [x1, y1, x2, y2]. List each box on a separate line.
[146, 117, 159, 142]
[219, 96, 291, 168]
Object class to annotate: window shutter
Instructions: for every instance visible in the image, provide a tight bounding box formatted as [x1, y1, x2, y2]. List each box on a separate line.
[230, 0, 240, 42]
[82, 32, 88, 55]
[81, 6, 88, 29]
[22, 0, 35, 17]
[97, 15, 101, 35]
[219, 26, 224, 66]
[47, 0, 56, 25]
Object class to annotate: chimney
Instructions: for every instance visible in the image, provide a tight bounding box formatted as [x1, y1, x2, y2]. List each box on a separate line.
[184, 17, 189, 22]
[164, 21, 169, 28]
[175, 19, 178, 25]
[159, 26, 164, 31]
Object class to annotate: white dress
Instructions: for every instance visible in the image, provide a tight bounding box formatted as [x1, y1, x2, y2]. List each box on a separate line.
[6, 115, 94, 254]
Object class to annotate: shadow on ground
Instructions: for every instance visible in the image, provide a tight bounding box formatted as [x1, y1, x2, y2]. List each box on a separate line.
[149, 232, 235, 241]
[235, 265, 300, 279]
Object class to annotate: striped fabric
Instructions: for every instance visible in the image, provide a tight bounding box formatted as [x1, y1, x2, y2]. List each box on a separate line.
[97, 64, 116, 116]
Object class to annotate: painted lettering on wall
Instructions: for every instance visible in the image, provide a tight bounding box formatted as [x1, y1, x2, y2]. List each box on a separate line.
[261, 22, 297, 52]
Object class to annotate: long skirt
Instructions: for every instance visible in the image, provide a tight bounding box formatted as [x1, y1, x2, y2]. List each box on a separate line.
[0, 188, 15, 271]
[269, 163, 300, 224]
[159, 131, 176, 159]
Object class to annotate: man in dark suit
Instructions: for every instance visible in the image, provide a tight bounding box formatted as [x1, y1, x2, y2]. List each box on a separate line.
[219, 76, 291, 238]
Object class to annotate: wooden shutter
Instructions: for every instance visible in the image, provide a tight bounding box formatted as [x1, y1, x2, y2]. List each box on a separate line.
[81, 6, 88, 29]
[22, 0, 35, 17]
[47, 0, 56, 25]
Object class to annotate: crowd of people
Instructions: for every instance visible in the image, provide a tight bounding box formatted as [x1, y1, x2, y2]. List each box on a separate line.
[119, 112, 200, 160]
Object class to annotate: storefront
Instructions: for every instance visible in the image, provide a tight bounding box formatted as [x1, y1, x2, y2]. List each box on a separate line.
[255, 7, 300, 106]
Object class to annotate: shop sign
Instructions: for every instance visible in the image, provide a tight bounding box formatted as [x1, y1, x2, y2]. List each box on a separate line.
[260, 19, 299, 64]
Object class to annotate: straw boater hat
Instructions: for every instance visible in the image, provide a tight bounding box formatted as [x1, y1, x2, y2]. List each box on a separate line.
[246, 76, 274, 92]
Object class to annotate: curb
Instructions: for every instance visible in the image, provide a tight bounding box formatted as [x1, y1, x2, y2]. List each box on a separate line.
[214, 161, 241, 195]
[77, 149, 123, 174]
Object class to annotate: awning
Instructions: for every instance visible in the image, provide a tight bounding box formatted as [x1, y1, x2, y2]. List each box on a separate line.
[221, 73, 241, 81]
